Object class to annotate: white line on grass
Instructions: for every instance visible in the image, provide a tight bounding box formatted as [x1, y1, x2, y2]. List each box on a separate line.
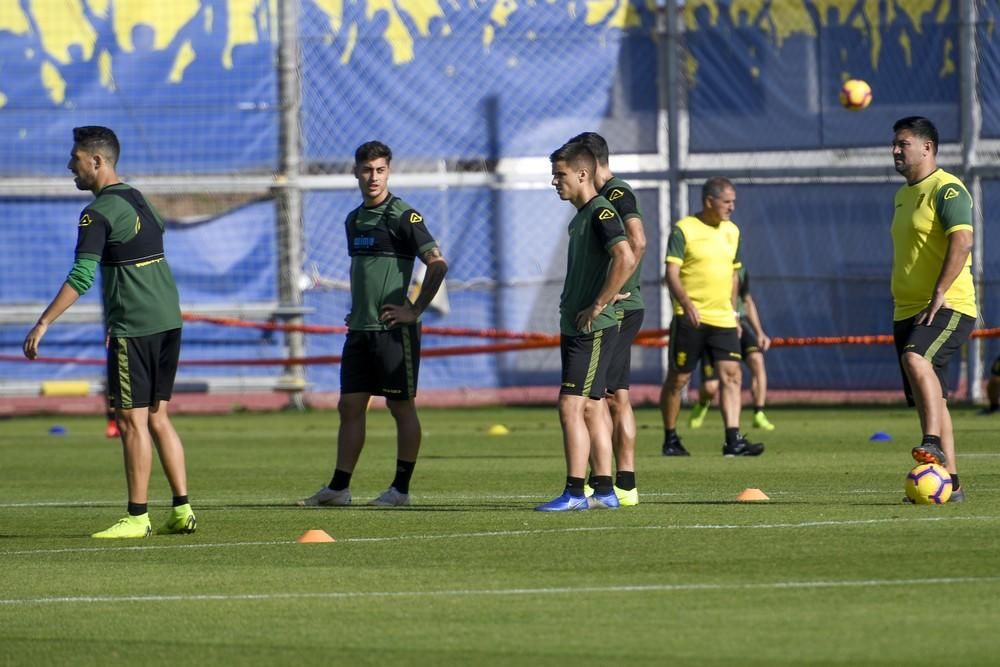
[2, 515, 997, 557]
[2, 576, 1000, 607]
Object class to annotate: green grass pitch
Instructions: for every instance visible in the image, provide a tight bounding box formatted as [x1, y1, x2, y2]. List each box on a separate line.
[1, 405, 998, 666]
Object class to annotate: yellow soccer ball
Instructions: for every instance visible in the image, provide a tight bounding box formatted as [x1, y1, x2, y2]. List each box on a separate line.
[904, 463, 953, 504]
[839, 79, 873, 111]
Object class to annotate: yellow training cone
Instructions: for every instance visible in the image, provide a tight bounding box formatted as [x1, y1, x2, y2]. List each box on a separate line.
[297, 529, 335, 543]
[487, 424, 510, 435]
[736, 488, 770, 502]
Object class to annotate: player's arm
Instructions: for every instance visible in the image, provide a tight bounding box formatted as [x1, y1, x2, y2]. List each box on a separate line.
[664, 261, 698, 328]
[917, 185, 974, 325]
[23, 257, 97, 359]
[576, 239, 635, 333]
[742, 294, 771, 351]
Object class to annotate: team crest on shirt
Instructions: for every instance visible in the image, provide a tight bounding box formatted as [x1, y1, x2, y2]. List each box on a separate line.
[607, 188, 624, 201]
[677, 351, 687, 366]
[598, 208, 615, 220]
[79, 213, 92, 227]
[409, 212, 423, 224]
[943, 187, 959, 200]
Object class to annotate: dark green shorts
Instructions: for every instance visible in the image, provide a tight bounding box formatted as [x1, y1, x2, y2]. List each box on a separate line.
[893, 309, 975, 405]
[107, 328, 181, 409]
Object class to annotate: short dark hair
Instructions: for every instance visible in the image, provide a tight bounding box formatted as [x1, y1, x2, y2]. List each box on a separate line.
[73, 126, 119, 166]
[549, 141, 596, 174]
[893, 116, 939, 154]
[355, 141, 392, 165]
[567, 131, 609, 166]
[702, 176, 734, 202]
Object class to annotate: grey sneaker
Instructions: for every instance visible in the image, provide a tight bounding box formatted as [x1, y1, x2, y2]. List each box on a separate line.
[912, 442, 947, 467]
[950, 487, 965, 503]
[368, 487, 411, 507]
[298, 486, 352, 507]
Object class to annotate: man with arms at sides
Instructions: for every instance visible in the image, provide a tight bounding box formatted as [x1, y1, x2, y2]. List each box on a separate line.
[891, 116, 976, 502]
[660, 177, 764, 457]
[24, 126, 196, 538]
[537, 142, 636, 511]
[300, 141, 448, 508]
[689, 265, 776, 431]
[568, 131, 647, 506]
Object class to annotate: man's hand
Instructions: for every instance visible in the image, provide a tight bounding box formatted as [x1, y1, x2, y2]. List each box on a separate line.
[760, 333, 771, 352]
[379, 301, 419, 328]
[575, 302, 607, 334]
[23, 322, 48, 360]
[682, 303, 700, 328]
[915, 293, 949, 326]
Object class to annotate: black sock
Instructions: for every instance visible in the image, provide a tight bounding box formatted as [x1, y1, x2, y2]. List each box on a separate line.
[172, 495, 188, 507]
[922, 434, 942, 448]
[725, 427, 740, 445]
[565, 476, 585, 497]
[754, 406, 764, 414]
[391, 459, 416, 495]
[665, 428, 678, 442]
[591, 475, 614, 495]
[329, 469, 352, 491]
[951, 473, 960, 490]
[127, 502, 147, 517]
[615, 470, 636, 491]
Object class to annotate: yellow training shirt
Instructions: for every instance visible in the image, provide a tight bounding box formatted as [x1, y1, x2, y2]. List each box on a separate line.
[891, 168, 977, 320]
[665, 215, 741, 328]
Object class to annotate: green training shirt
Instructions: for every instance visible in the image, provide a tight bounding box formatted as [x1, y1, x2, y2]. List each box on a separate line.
[345, 194, 438, 331]
[600, 176, 645, 312]
[73, 183, 182, 337]
[559, 195, 628, 336]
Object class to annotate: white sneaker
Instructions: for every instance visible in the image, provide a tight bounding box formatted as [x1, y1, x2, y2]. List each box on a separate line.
[368, 487, 411, 507]
[297, 486, 352, 507]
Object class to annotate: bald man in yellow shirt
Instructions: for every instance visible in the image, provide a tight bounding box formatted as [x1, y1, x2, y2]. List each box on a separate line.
[659, 177, 764, 458]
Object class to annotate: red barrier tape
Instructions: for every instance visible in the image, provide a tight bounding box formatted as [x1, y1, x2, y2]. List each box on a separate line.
[3, 326, 997, 367]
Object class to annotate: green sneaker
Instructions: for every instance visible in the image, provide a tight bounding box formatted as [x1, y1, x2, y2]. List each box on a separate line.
[583, 483, 594, 498]
[752, 411, 776, 431]
[157, 504, 197, 535]
[92, 514, 152, 539]
[689, 402, 710, 429]
[614, 486, 639, 507]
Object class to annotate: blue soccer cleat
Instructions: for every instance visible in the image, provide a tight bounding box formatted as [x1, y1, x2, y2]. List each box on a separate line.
[587, 490, 620, 509]
[535, 491, 589, 512]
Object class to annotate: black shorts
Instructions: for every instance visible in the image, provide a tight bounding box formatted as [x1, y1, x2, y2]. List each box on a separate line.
[698, 318, 760, 384]
[605, 308, 644, 393]
[340, 324, 420, 400]
[669, 317, 740, 374]
[560, 326, 619, 399]
[893, 309, 975, 405]
[107, 328, 181, 410]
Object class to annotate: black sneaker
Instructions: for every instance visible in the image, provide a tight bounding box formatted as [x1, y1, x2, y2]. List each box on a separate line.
[722, 435, 764, 457]
[912, 442, 947, 467]
[977, 406, 998, 416]
[662, 434, 690, 457]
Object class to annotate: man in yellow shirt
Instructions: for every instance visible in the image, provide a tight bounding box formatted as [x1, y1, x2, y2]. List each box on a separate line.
[660, 177, 764, 457]
[891, 116, 976, 502]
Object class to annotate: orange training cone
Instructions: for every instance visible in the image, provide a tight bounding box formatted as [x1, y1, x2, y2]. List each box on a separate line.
[297, 529, 335, 543]
[736, 488, 770, 502]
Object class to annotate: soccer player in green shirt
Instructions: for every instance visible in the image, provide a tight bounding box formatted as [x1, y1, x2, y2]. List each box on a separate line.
[890, 116, 976, 502]
[568, 132, 647, 506]
[299, 141, 448, 508]
[660, 177, 764, 457]
[23, 126, 196, 538]
[536, 142, 636, 511]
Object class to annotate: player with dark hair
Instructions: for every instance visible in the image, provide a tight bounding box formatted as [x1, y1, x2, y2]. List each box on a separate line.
[23, 126, 196, 538]
[980, 355, 1000, 415]
[536, 141, 636, 511]
[567, 131, 646, 506]
[891, 116, 976, 502]
[660, 177, 764, 457]
[300, 140, 448, 508]
[689, 265, 775, 431]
